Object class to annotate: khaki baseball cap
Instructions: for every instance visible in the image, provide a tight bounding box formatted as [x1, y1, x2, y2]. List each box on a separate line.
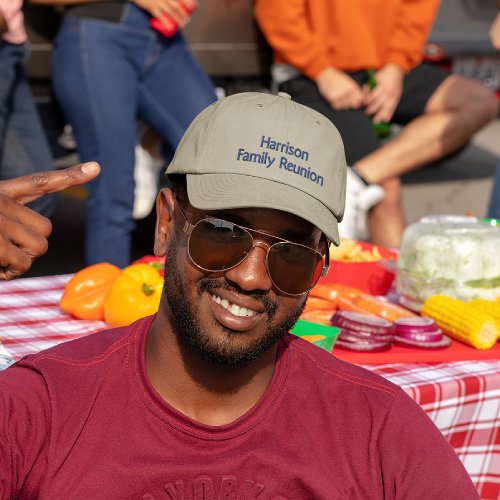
[166, 92, 347, 245]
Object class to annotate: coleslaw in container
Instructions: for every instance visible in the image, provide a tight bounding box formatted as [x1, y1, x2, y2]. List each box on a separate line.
[396, 215, 500, 311]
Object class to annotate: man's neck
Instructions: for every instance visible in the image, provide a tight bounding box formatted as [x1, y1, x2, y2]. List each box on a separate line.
[145, 313, 278, 427]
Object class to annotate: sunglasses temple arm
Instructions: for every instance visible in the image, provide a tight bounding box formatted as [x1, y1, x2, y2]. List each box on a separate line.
[320, 241, 331, 277]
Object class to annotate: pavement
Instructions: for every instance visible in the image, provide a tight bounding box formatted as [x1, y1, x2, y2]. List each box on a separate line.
[22, 112, 500, 278]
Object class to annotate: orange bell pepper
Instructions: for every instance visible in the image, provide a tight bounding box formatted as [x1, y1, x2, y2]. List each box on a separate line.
[60, 263, 121, 321]
[103, 263, 164, 327]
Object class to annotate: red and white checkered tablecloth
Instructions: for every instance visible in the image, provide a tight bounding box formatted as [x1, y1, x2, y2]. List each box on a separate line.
[0, 275, 499, 499]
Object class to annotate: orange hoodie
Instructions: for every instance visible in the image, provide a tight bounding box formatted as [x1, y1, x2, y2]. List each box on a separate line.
[254, 0, 440, 79]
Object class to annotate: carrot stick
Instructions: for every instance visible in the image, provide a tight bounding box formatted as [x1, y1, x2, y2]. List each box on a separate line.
[300, 309, 336, 325]
[337, 296, 370, 314]
[353, 295, 416, 322]
[302, 297, 337, 314]
[309, 283, 363, 303]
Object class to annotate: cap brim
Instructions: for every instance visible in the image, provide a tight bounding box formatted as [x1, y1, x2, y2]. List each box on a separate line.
[185, 173, 340, 245]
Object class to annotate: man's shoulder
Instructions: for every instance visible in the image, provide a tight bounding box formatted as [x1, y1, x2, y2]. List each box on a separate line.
[283, 333, 400, 399]
[7, 316, 151, 379]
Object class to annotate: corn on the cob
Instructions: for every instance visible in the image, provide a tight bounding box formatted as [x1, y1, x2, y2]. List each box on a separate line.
[422, 296, 498, 349]
[469, 299, 500, 336]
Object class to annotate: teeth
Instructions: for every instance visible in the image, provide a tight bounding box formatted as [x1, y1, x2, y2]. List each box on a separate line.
[211, 294, 257, 317]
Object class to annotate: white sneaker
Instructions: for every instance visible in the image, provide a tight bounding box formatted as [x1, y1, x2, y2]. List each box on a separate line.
[339, 168, 384, 240]
[133, 144, 165, 220]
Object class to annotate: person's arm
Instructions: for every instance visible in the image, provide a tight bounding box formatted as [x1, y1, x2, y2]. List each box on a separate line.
[386, 0, 441, 73]
[0, 162, 100, 280]
[29, 0, 196, 29]
[254, 0, 331, 81]
[254, 0, 363, 110]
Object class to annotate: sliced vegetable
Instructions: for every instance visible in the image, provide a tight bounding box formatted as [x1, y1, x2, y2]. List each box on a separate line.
[422, 295, 498, 349]
[395, 329, 443, 343]
[335, 339, 392, 352]
[60, 263, 121, 321]
[338, 294, 415, 322]
[394, 316, 438, 333]
[299, 309, 336, 325]
[394, 335, 451, 350]
[302, 296, 338, 314]
[331, 311, 393, 335]
[104, 263, 164, 327]
[338, 328, 393, 344]
[309, 283, 362, 303]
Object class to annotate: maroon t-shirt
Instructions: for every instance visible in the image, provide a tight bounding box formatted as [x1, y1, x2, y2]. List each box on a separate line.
[0, 316, 478, 499]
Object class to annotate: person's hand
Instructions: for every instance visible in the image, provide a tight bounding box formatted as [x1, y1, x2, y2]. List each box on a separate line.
[0, 162, 100, 281]
[490, 12, 500, 50]
[132, 0, 197, 29]
[315, 67, 364, 110]
[363, 64, 404, 123]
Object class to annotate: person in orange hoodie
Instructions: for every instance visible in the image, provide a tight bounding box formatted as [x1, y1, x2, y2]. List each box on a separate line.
[255, 0, 498, 247]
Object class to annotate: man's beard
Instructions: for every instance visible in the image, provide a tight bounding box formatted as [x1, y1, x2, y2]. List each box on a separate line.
[163, 239, 305, 369]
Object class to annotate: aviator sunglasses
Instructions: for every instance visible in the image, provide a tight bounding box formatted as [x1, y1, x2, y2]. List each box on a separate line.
[175, 198, 330, 296]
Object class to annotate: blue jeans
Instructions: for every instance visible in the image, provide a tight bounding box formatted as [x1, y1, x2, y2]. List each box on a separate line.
[51, 5, 217, 266]
[487, 164, 500, 219]
[0, 42, 54, 217]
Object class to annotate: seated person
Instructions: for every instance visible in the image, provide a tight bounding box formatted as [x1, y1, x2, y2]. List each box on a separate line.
[0, 93, 478, 498]
[255, 0, 498, 247]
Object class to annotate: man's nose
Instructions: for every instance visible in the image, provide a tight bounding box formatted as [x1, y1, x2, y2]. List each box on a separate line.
[223, 243, 273, 292]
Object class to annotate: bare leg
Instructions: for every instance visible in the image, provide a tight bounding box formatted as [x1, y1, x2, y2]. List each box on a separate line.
[356, 75, 498, 184]
[357, 75, 497, 245]
[368, 178, 404, 247]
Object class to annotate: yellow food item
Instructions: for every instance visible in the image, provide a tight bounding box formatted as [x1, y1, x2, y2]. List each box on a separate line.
[60, 263, 121, 321]
[104, 264, 163, 327]
[469, 299, 500, 334]
[422, 295, 498, 349]
[300, 335, 325, 343]
[329, 238, 382, 262]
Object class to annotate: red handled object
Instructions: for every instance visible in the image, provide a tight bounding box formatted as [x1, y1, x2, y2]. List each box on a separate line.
[150, 2, 195, 37]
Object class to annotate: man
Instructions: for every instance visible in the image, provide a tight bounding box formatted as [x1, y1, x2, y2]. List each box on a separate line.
[0, 162, 100, 280]
[0, 93, 478, 498]
[255, 0, 498, 247]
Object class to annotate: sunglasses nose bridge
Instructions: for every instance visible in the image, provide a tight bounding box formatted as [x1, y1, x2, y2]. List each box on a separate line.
[223, 239, 274, 292]
[250, 239, 271, 253]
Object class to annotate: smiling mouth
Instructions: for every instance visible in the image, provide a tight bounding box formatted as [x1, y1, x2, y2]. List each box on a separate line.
[211, 294, 258, 318]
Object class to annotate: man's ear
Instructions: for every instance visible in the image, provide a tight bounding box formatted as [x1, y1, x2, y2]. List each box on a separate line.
[154, 188, 175, 257]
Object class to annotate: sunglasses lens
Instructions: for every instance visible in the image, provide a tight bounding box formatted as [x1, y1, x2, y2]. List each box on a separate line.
[268, 243, 324, 295]
[189, 218, 253, 271]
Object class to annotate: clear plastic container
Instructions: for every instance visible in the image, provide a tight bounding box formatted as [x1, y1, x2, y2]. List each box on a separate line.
[396, 215, 500, 311]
